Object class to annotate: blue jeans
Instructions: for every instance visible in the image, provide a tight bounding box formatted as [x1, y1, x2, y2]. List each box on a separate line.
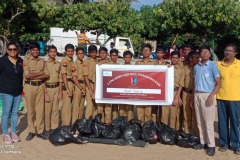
[217, 100, 240, 151]
[0, 93, 22, 135]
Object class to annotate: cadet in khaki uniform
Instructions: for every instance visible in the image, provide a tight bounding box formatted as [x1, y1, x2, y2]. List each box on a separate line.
[181, 51, 199, 135]
[83, 45, 98, 119]
[96, 47, 112, 123]
[109, 49, 119, 120]
[71, 47, 86, 124]
[152, 47, 170, 123]
[135, 44, 157, 124]
[161, 51, 184, 130]
[24, 43, 49, 141]
[44, 46, 62, 135]
[60, 44, 74, 126]
[119, 51, 134, 121]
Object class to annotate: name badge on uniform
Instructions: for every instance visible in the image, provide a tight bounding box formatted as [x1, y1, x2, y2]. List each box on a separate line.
[71, 66, 76, 72]
[63, 62, 67, 67]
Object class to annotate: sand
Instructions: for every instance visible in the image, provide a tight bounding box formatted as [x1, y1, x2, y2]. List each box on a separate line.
[0, 109, 239, 160]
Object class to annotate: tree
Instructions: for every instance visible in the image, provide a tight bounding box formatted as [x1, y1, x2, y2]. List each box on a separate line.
[33, 0, 144, 52]
[0, 0, 28, 36]
[153, 0, 240, 46]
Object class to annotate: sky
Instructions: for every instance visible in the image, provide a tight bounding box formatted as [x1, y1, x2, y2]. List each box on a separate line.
[131, 0, 163, 10]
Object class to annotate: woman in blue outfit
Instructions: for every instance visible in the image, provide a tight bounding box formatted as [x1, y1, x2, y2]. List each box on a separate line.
[0, 42, 23, 143]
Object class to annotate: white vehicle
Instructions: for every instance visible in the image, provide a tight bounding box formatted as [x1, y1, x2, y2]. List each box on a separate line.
[47, 27, 134, 57]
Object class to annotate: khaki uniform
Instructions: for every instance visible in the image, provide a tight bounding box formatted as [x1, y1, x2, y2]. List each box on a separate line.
[119, 62, 134, 121]
[181, 64, 199, 135]
[45, 59, 61, 131]
[152, 59, 169, 123]
[109, 61, 119, 120]
[23, 56, 48, 134]
[135, 59, 157, 124]
[83, 57, 97, 119]
[161, 63, 184, 130]
[71, 59, 86, 124]
[96, 60, 112, 123]
[60, 56, 74, 125]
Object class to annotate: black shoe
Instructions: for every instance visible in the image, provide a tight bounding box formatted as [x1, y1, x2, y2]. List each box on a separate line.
[218, 146, 228, 152]
[206, 147, 215, 156]
[193, 144, 204, 150]
[36, 133, 48, 140]
[25, 133, 35, 141]
[45, 131, 51, 136]
[203, 144, 208, 149]
[234, 150, 240, 155]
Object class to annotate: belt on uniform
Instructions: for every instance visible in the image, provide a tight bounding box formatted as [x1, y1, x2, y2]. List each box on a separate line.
[67, 78, 73, 82]
[195, 91, 207, 93]
[174, 86, 179, 91]
[183, 87, 192, 94]
[25, 81, 42, 86]
[89, 79, 94, 84]
[46, 83, 59, 88]
[78, 80, 85, 83]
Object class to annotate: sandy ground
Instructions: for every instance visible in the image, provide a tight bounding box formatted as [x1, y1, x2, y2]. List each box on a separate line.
[0, 108, 240, 160]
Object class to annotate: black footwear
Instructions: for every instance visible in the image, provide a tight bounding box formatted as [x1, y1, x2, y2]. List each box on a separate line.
[44, 130, 51, 137]
[234, 150, 240, 155]
[36, 133, 48, 140]
[45, 130, 51, 136]
[206, 147, 215, 156]
[25, 133, 35, 141]
[218, 146, 228, 152]
[193, 144, 204, 150]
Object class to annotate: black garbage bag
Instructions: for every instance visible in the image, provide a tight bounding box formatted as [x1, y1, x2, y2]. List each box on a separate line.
[90, 114, 106, 138]
[72, 118, 92, 136]
[81, 137, 146, 147]
[123, 119, 142, 143]
[102, 116, 127, 139]
[49, 126, 86, 145]
[102, 124, 121, 139]
[142, 120, 158, 144]
[156, 123, 177, 145]
[115, 139, 147, 147]
[111, 116, 127, 127]
[177, 131, 200, 148]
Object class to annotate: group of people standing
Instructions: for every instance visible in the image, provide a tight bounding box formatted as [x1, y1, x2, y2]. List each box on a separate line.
[0, 41, 239, 157]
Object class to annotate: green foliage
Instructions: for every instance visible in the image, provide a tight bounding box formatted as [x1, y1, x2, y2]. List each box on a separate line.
[19, 33, 50, 42]
[1, 0, 240, 55]
[154, 0, 240, 45]
[33, 1, 144, 53]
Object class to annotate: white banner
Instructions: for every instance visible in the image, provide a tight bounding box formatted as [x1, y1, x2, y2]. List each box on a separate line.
[95, 65, 174, 105]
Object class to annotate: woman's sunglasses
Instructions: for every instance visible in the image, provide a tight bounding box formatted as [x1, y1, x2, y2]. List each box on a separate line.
[8, 48, 17, 51]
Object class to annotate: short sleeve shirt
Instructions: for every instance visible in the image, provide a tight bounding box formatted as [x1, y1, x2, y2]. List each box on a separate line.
[135, 59, 157, 65]
[77, 33, 89, 44]
[155, 59, 170, 65]
[194, 60, 220, 93]
[23, 55, 48, 82]
[83, 57, 97, 81]
[109, 61, 119, 65]
[182, 64, 194, 89]
[96, 59, 110, 65]
[60, 56, 73, 79]
[173, 63, 184, 87]
[72, 59, 84, 81]
[45, 59, 60, 84]
[217, 58, 240, 100]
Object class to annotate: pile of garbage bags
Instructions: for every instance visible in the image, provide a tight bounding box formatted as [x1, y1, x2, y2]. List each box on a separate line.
[49, 114, 199, 148]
